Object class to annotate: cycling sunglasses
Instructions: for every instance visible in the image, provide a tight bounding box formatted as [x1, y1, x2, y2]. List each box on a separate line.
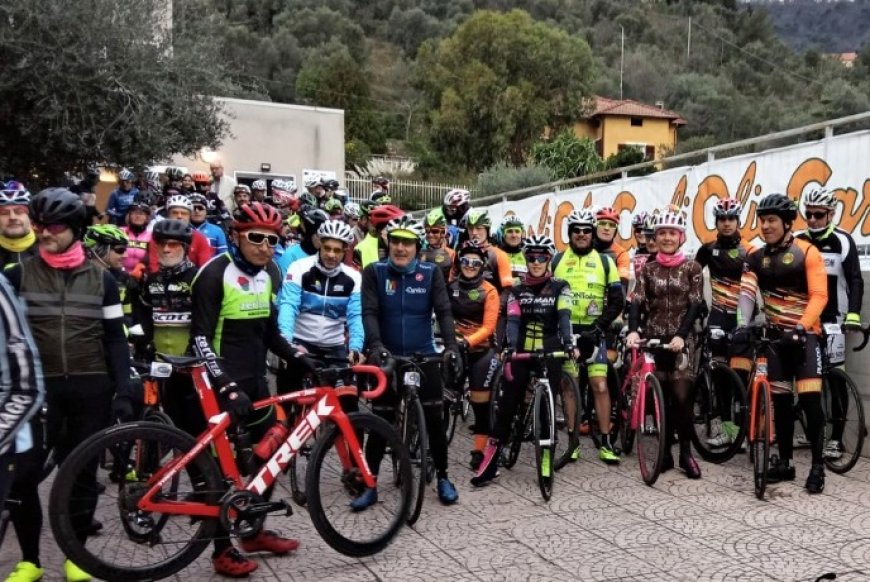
[569, 226, 593, 235]
[111, 246, 128, 255]
[805, 210, 829, 220]
[503, 227, 523, 235]
[459, 257, 484, 268]
[244, 231, 280, 247]
[596, 221, 617, 230]
[155, 240, 183, 249]
[525, 254, 550, 264]
[426, 227, 445, 235]
[192, 204, 207, 212]
[34, 223, 68, 234]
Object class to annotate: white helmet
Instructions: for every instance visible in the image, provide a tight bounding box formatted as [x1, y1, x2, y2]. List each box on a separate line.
[166, 194, 192, 212]
[343, 202, 361, 220]
[304, 178, 319, 188]
[522, 235, 556, 256]
[804, 187, 837, 210]
[653, 206, 687, 231]
[251, 179, 267, 192]
[566, 208, 595, 228]
[118, 169, 135, 181]
[443, 188, 470, 208]
[317, 219, 354, 245]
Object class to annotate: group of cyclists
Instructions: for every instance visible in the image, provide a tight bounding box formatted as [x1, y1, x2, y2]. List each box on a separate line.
[0, 164, 864, 580]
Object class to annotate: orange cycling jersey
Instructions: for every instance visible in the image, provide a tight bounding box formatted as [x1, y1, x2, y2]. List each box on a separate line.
[599, 241, 630, 284]
[448, 277, 500, 349]
[451, 245, 513, 292]
[739, 236, 828, 333]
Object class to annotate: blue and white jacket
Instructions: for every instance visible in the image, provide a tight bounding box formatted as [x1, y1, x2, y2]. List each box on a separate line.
[196, 221, 228, 255]
[278, 255, 364, 351]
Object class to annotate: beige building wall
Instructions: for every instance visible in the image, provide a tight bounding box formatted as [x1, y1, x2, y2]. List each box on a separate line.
[173, 97, 345, 185]
[599, 116, 676, 160]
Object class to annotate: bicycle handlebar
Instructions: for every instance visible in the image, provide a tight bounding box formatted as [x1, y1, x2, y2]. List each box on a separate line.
[852, 324, 870, 352]
[353, 365, 388, 400]
[503, 351, 568, 382]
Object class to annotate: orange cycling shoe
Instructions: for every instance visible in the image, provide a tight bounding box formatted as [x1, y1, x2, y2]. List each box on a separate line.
[241, 530, 300, 555]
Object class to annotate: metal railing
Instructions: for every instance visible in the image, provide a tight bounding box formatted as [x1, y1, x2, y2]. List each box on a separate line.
[344, 175, 472, 211]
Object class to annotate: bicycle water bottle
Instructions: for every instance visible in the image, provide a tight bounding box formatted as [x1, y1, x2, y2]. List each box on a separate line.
[234, 428, 257, 475]
[254, 422, 290, 460]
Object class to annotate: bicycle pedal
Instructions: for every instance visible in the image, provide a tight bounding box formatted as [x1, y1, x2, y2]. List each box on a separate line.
[248, 500, 292, 518]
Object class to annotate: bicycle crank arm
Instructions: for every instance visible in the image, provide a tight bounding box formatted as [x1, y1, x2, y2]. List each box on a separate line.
[243, 499, 294, 519]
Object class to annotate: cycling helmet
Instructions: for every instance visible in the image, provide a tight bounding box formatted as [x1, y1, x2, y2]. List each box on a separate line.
[137, 189, 161, 208]
[152, 219, 194, 245]
[251, 179, 267, 192]
[369, 204, 405, 229]
[323, 179, 340, 191]
[188, 193, 208, 207]
[299, 192, 317, 207]
[144, 169, 160, 183]
[631, 211, 650, 228]
[385, 215, 425, 241]
[756, 193, 797, 221]
[343, 202, 361, 220]
[128, 201, 152, 215]
[304, 178, 320, 188]
[118, 169, 135, 182]
[372, 176, 390, 188]
[84, 224, 129, 249]
[803, 187, 836, 210]
[271, 185, 298, 209]
[192, 170, 210, 184]
[500, 214, 524, 232]
[522, 235, 556, 256]
[233, 202, 283, 233]
[166, 194, 192, 212]
[653, 206, 688, 231]
[444, 189, 470, 208]
[458, 240, 486, 260]
[370, 190, 391, 204]
[594, 206, 620, 225]
[324, 198, 343, 215]
[317, 219, 354, 245]
[461, 209, 491, 229]
[30, 188, 87, 232]
[234, 184, 251, 195]
[425, 208, 447, 228]
[713, 198, 743, 219]
[566, 208, 595, 228]
[298, 205, 330, 232]
[359, 200, 377, 218]
[0, 182, 30, 206]
[166, 167, 185, 180]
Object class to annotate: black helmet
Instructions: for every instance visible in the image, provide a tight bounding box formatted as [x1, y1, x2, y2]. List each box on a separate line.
[299, 205, 329, 232]
[757, 193, 797, 221]
[166, 167, 185, 180]
[152, 219, 193, 245]
[30, 188, 88, 235]
[323, 179, 340, 191]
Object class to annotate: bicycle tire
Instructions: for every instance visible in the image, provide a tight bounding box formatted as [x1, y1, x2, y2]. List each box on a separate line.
[307, 412, 412, 557]
[617, 374, 636, 455]
[554, 372, 582, 471]
[691, 365, 748, 464]
[443, 398, 459, 446]
[752, 381, 771, 500]
[289, 445, 312, 506]
[533, 382, 556, 501]
[504, 399, 530, 470]
[824, 369, 866, 474]
[402, 395, 428, 525]
[636, 373, 667, 486]
[49, 422, 222, 581]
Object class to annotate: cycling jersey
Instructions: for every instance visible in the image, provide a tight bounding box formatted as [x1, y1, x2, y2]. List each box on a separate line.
[552, 247, 623, 330]
[694, 234, 754, 314]
[448, 275, 499, 350]
[361, 259, 458, 356]
[194, 220, 228, 255]
[500, 244, 527, 285]
[738, 235, 828, 334]
[797, 226, 863, 323]
[276, 238, 315, 277]
[419, 245, 454, 282]
[278, 254, 364, 352]
[106, 187, 138, 225]
[504, 276, 574, 353]
[135, 260, 196, 357]
[595, 240, 631, 284]
[629, 258, 704, 340]
[451, 244, 513, 292]
[121, 226, 150, 273]
[353, 233, 386, 270]
[147, 228, 213, 273]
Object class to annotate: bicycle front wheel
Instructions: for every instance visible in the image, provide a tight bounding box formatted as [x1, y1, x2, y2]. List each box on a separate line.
[824, 369, 866, 474]
[636, 373, 667, 486]
[532, 383, 556, 501]
[402, 395, 428, 525]
[49, 422, 222, 581]
[307, 413, 412, 556]
[691, 365, 747, 464]
[751, 381, 771, 500]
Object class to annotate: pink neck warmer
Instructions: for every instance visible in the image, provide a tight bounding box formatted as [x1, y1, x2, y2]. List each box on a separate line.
[655, 250, 686, 268]
[40, 241, 86, 270]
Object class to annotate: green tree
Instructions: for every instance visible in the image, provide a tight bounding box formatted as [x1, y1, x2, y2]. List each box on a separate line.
[0, 0, 238, 185]
[415, 9, 595, 170]
[529, 129, 605, 180]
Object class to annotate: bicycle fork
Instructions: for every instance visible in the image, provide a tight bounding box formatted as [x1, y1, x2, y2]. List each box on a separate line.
[536, 380, 556, 447]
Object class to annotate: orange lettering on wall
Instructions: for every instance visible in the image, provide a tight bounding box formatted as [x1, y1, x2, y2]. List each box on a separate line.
[734, 162, 756, 207]
[612, 191, 637, 247]
[670, 175, 688, 208]
[693, 174, 731, 245]
[554, 201, 575, 251]
[837, 181, 870, 236]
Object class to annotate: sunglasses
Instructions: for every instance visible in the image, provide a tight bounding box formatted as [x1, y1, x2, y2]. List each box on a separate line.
[34, 223, 68, 234]
[192, 205, 207, 212]
[633, 227, 644, 233]
[569, 226, 593, 235]
[426, 227, 445, 235]
[459, 257, 484, 268]
[805, 210, 829, 220]
[503, 227, 523, 235]
[597, 221, 617, 229]
[526, 254, 550, 264]
[155, 240, 183, 250]
[111, 246, 128, 254]
[243, 231, 280, 247]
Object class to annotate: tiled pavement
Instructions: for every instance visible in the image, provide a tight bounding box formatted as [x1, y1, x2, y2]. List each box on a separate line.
[3, 423, 870, 581]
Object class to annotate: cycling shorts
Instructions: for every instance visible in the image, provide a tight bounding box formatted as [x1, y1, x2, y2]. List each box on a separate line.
[765, 332, 822, 394]
[467, 348, 499, 395]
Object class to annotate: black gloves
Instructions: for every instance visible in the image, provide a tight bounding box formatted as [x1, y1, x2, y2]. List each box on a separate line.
[442, 345, 463, 379]
[732, 326, 751, 346]
[217, 379, 253, 422]
[112, 396, 136, 423]
[368, 346, 391, 368]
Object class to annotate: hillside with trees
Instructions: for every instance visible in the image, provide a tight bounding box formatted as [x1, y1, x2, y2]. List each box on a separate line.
[742, 0, 870, 52]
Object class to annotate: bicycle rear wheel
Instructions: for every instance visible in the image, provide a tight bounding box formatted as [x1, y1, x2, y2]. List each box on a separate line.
[752, 381, 771, 500]
[636, 374, 667, 486]
[691, 365, 747, 464]
[824, 369, 866, 474]
[307, 413, 412, 556]
[443, 389, 459, 446]
[532, 383, 556, 501]
[401, 395, 428, 525]
[503, 400, 530, 469]
[617, 375, 636, 455]
[554, 372, 582, 471]
[49, 422, 222, 581]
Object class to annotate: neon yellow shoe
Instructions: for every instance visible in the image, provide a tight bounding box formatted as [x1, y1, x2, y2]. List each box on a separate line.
[4, 561, 44, 582]
[598, 443, 621, 465]
[63, 560, 91, 582]
[540, 449, 552, 477]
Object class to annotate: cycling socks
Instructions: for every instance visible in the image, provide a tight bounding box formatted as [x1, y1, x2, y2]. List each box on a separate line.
[799, 392, 825, 465]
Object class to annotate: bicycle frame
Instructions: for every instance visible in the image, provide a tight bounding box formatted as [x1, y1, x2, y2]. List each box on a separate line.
[135, 362, 387, 519]
[622, 343, 658, 431]
[746, 337, 777, 447]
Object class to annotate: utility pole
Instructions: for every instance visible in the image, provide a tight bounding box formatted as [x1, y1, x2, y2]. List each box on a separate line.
[620, 25, 625, 100]
[687, 17, 692, 61]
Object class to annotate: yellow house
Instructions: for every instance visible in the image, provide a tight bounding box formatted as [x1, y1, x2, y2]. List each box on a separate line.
[572, 96, 686, 161]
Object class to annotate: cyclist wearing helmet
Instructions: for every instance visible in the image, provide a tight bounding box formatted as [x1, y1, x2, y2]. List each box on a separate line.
[448, 241, 500, 470]
[192, 170, 211, 194]
[734, 193, 829, 493]
[105, 169, 139, 225]
[343, 201, 361, 229]
[356, 214, 463, 509]
[353, 204, 404, 269]
[189, 192, 228, 255]
[164, 166, 185, 192]
[233, 184, 252, 209]
[630, 211, 652, 280]
[0, 183, 37, 268]
[442, 188, 471, 247]
[498, 215, 527, 284]
[190, 202, 307, 575]
[180, 173, 196, 194]
[419, 208, 455, 282]
[457, 209, 513, 293]
[473, 235, 577, 486]
[251, 179, 268, 202]
[593, 206, 631, 289]
[121, 201, 152, 276]
[4, 188, 132, 582]
[351, 200, 375, 244]
[278, 219, 364, 397]
[372, 176, 390, 193]
[275, 205, 329, 276]
[369, 189, 392, 205]
[147, 194, 214, 272]
[323, 197, 343, 219]
[627, 206, 705, 480]
[84, 224, 136, 322]
[552, 208, 625, 464]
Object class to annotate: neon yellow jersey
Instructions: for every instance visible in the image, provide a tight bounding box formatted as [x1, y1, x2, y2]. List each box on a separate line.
[552, 248, 618, 326]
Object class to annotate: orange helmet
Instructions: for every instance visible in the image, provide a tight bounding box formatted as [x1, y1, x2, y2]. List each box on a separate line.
[594, 206, 620, 225]
[369, 204, 405, 229]
[192, 171, 210, 184]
